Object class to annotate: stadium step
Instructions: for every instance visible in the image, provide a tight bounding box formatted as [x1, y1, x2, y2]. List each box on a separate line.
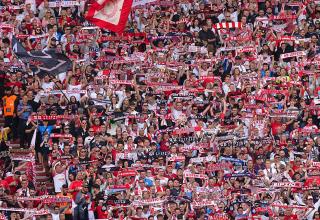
[0, 115, 53, 193]
[34, 163, 53, 192]
[9, 148, 33, 155]
[4, 139, 54, 193]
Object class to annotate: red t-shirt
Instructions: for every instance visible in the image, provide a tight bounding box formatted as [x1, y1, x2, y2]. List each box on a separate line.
[0, 179, 9, 188]
[69, 180, 83, 200]
[91, 125, 101, 133]
[271, 121, 281, 135]
[111, 149, 118, 161]
[160, 140, 170, 152]
[284, 215, 298, 220]
[4, 176, 19, 194]
[165, 173, 177, 180]
[5, 81, 23, 88]
[95, 205, 109, 219]
[304, 176, 320, 187]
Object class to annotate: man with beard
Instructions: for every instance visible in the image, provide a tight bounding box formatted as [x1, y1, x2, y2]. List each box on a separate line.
[74, 183, 91, 220]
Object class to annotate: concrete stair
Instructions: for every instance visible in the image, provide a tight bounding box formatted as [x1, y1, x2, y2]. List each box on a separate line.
[33, 163, 54, 193]
[1, 116, 54, 193]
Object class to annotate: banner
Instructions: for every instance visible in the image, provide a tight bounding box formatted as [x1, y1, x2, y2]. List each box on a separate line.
[39, 90, 87, 96]
[207, 162, 233, 172]
[271, 204, 307, 210]
[105, 188, 127, 195]
[49, 1, 80, 7]
[167, 156, 185, 162]
[0, 208, 49, 216]
[17, 195, 72, 203]
[132, 0, 157, 7]
[115, 152, 138, 162]
[192, 200, 216, 207]
[184, 173, 208, 179]
[280, 51, 307, 60]
[255, 15, 297, 22]
[50, 133, 74, 139]
[224, 172, 255, 179]
[219, 157, 245, 165]
[190, 155, 216, 163]
[272, 182, 303, 188]
[109, 80, 134, 85]
[132, 198, 166, 206]
[29, 115, 74, 121]
[117, 170, 137, 177]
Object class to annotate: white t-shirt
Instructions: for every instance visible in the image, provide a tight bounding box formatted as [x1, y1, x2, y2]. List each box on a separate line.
[159, 177, 169, 186]
[84, 136, 95, 147]
[222, 82, 230, 95]
[25, 0, 37, 13]
[53, 172, 66, 193]
[172, 108, 183, 120]
[218, 11, 238, 22]
[42, 82, 55, 90]
[51, 213, 60, 220]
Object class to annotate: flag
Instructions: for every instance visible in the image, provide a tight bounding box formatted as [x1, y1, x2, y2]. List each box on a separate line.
[85, 0, 133, 33]
[30, 128, 37, 149]
[12, 36, 72, 76]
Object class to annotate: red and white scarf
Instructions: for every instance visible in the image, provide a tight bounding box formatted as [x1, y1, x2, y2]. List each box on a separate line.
[212, 22, 243, 30]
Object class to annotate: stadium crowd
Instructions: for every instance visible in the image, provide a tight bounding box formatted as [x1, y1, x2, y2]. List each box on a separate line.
[0, 0, 320, 219]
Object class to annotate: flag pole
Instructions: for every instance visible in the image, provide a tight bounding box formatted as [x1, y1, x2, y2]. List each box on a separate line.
[48, 72, 70, 103]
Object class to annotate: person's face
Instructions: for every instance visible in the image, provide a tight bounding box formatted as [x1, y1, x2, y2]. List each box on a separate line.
[173, 180, 180, 187]
[21, 180, 28, 188]
[80, 148, 87, 157]
[266, 7, 272, 14]
[232, 108, 238, 116]
[136, 208, 143, 215]
[307, 197, 313, 205]
[281, 43, 286, 50]
[82, 186, 88, 193]
[224, 12, 231, 21]
[62, 187, 68, 194]
[10, 213, 17, 219]
[88, 128, 94, 136]
[202, 23, 209, 32]
[65, 26, 71, 33]
[175, 102, 183, 111]
[77, 173, 83, 180]
[258, 10, 264, 16]
[5, 88, 11, 95]
[64, 144, 71, 152]
[94, 118, 100, 125]
[22, 95, 28, 104]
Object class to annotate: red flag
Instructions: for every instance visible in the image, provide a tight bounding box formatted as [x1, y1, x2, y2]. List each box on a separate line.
[85, 0, 133, 33]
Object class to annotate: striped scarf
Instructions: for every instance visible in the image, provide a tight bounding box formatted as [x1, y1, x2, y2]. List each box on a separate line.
[212, 22, 243, 30]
